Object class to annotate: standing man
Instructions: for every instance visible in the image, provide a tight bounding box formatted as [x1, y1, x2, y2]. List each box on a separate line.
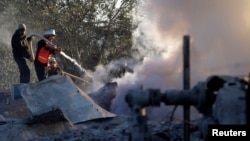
[11, 23, 34, 83]
[34, 29, 61, 81]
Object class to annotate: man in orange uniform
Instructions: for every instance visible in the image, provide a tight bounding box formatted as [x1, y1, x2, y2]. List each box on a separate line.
[34, 29, 61, 81]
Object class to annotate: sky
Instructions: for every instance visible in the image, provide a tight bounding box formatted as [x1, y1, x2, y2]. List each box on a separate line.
[108, 0, 250, 120]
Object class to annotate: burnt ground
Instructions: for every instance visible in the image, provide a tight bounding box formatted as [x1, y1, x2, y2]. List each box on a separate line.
[0, 91, 31, 119]
[0, 91, 153, 141]
[0, 90, 130, 141]
[0, 90, 202, 141]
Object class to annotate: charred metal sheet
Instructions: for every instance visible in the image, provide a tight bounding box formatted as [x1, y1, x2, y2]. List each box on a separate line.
[20, 75, 116, 124]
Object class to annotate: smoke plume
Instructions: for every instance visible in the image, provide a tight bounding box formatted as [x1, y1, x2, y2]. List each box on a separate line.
[110, 0, 250, 121]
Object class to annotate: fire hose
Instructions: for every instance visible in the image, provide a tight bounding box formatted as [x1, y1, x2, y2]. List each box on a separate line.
[29, 39, 35, 61]
[31, 33, 56, 48]
[32, 33, 87, 70]
[30, 33, 90, 84]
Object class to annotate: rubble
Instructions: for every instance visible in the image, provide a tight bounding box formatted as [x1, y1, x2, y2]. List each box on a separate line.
[0, 74, 248, 141]
[20, 75, 116, 124]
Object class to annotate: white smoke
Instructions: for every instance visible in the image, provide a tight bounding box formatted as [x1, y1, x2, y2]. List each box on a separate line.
[110, 0, 250, 121]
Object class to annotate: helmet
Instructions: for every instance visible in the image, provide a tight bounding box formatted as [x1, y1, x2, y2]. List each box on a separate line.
[44, 29, 56, 36]
[49, 57, 56, 63]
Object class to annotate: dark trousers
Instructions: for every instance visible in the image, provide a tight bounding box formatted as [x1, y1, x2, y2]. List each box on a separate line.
[14, 57, 30, 83]
[34, 60, 46, 81]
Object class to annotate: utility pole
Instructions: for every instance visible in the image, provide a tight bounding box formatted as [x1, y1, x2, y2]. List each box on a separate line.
[183, 35, 190, 141]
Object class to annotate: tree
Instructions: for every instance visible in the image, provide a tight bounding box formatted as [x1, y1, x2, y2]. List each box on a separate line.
[0, 0, 137, 89]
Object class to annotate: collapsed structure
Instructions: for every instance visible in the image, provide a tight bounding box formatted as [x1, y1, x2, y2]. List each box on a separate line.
[0, 34, 246, 141]
[1, 33, 248, 140]
[12, 75, 116, 124]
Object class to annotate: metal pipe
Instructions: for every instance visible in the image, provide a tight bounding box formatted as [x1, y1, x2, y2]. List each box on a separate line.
[183, 35, 190, 141]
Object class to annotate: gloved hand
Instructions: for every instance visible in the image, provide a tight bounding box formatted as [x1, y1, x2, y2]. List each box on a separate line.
[57, 47, 62, 52]
[54, 46, 62, 54]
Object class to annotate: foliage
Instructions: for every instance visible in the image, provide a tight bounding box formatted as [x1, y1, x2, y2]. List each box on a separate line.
[0, 0, 137, 90]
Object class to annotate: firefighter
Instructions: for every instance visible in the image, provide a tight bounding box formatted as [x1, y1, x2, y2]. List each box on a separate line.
[46, 57, 63, 77]
[34, 29, 61, 81]
[11, 23, 34, 83]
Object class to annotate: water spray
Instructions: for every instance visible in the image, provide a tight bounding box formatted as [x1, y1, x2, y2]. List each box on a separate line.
[59, 51, 87, 74]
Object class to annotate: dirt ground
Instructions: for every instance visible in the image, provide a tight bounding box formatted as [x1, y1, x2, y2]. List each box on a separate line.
[0, 90, 160, 141]
[0, 90, 130, 141]
[0, 91, 31, 119]
[0, 90, 202, 141]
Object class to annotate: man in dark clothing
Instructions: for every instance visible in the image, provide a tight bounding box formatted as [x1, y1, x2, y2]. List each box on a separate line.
[34, 29, 61, 81]
[11, 23, 34, 83]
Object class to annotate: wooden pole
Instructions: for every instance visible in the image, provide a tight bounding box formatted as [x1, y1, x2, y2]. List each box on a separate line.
[62, 71, 91, 84]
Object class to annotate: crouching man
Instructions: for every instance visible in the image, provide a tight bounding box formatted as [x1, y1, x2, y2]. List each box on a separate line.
[46, 57, 63, 77]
